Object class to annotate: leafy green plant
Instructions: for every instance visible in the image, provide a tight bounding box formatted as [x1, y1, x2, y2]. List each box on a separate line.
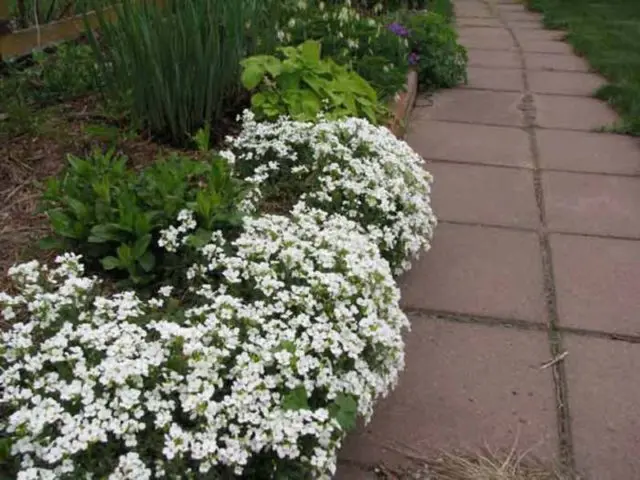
[0, 43, 100, 109]
[87, 0, 280, 145]
[323, 0, 427, 13]
[279, 3, 410, 100]
[241, 40, 387, 123]
[39, 147, 245, 287]
[400, 11, 468, 90]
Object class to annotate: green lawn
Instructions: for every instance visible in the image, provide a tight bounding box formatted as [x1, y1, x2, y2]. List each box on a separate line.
[527, 0, 640, 135]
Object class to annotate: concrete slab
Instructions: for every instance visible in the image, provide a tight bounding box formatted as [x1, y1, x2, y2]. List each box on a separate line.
[536, 130, 640, 175]
[400, 224, 547, 323]
[551, 234, 640, 335]
[341, 318, 559, 469]
[427, 162, 538, 228]
[564, 335, 640, 479]
[407, 120, 533, 168]
[542, 171, 640, 237]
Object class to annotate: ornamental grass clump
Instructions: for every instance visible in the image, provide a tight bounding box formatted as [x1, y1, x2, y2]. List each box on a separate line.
[0, 206, 409, 479]
[224, 111, 437, 273]
[87, 0, 279, 145]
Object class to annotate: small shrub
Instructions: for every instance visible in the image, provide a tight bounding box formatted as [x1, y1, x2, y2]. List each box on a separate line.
[400, 11, 468, 90]
[0, 207, 409, 478]
[278, 2, 410, 100]
[39, 148, 245, 287]
[241, 40, 387, 124]
[87, 0, 280, 145]
[224, 111, 437, 273]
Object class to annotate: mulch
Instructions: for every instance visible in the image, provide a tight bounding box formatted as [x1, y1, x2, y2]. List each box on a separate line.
[0, 94, 174, 292]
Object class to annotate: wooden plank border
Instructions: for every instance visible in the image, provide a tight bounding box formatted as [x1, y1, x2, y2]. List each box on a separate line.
[0, 4, 118, 60]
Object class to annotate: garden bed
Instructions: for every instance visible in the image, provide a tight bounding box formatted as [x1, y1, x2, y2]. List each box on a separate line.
[0, 0, 467, 477]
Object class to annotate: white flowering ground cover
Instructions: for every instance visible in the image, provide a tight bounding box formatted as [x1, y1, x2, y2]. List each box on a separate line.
[223, 111, 437, 274]
[0, 116, 437, 479]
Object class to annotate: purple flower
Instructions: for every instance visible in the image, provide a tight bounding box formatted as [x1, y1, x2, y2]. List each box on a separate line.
[408, 52, 420, 65]
[387, 22, 409, 38]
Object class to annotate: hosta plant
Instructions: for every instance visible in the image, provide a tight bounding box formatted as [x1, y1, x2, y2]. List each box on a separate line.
[0, 206, 409, 479]
[241, 40, 387, 124]
[224, 111, 437, 273]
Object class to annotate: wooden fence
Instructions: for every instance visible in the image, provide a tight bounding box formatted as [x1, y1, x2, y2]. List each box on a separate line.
[0, 0, 115, 60]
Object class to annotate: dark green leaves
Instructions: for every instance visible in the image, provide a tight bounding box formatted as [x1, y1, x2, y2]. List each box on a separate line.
[329, 393, 358, 431]
[282, 386, 309, 411]
[39, 149, 246, 287]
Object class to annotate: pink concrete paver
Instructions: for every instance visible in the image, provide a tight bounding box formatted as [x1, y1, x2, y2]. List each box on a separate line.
[512, 28, 565, 42]
[456, 17, 503, 27]
[527, 70, 605, 96]
[536, 129, 640, 174]
[550, 234, 640, 335]
[534, 94, 619, 130]
[564, 335, 640, 479]
[542, 171, 640, 237]
[454, 2, 493, 18]
[465, 66, 524, 91]
[416, 90, 525, 126]
[399, 224, 547, 322]
[502, 11, 543, 23]
[519, 39, 574, 54]
[427, 162, 538, 228]
[459, 28, 517, 50]
[407, 120, 533, 167]
[467, 48, 522, 68]
[524, 52, 590, 72]
[335, 463, 376, 480]
[340, 318, 559, 469]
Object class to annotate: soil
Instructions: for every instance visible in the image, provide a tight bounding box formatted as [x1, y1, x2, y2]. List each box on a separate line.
[0, 94, 185, 292]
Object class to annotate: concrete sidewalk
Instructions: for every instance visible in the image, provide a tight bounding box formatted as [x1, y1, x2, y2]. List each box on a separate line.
[338, 0, 640, 478]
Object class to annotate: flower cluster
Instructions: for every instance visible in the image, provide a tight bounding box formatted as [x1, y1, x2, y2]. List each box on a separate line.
[276, 0, 409, 99]
[387, 21, 409, 38]
[1, 207, 409, 479]
[226, 111, 437, 273]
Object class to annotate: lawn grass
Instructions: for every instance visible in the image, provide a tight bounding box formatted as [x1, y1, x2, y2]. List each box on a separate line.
[526, 0, 640, 136]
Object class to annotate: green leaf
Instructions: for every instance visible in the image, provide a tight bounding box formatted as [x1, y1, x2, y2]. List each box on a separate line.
[133, 233, 152, 258]
[101, 256, 121, 270]
[251, 92, 268, 108]
[186, 228, 213, 249]
[300, 40, 321, 63]
[88, 224, 130, 243]
[116, 244, 134, 266]
[65, 197, 89, 220]
[47, 210, 77, 238]
[329, 393, 358, 431]
[38, 235, 65, 251]
[138, 251, 156, 272]
[241, 64, 265, 90]
[282, 386, 308, 411]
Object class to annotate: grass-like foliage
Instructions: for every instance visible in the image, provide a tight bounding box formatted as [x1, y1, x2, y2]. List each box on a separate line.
[87, 0, 279, 145]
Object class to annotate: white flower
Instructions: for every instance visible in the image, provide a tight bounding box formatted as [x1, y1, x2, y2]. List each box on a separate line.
[1, 205, 410, 479]
[227, 111, 437, 273]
